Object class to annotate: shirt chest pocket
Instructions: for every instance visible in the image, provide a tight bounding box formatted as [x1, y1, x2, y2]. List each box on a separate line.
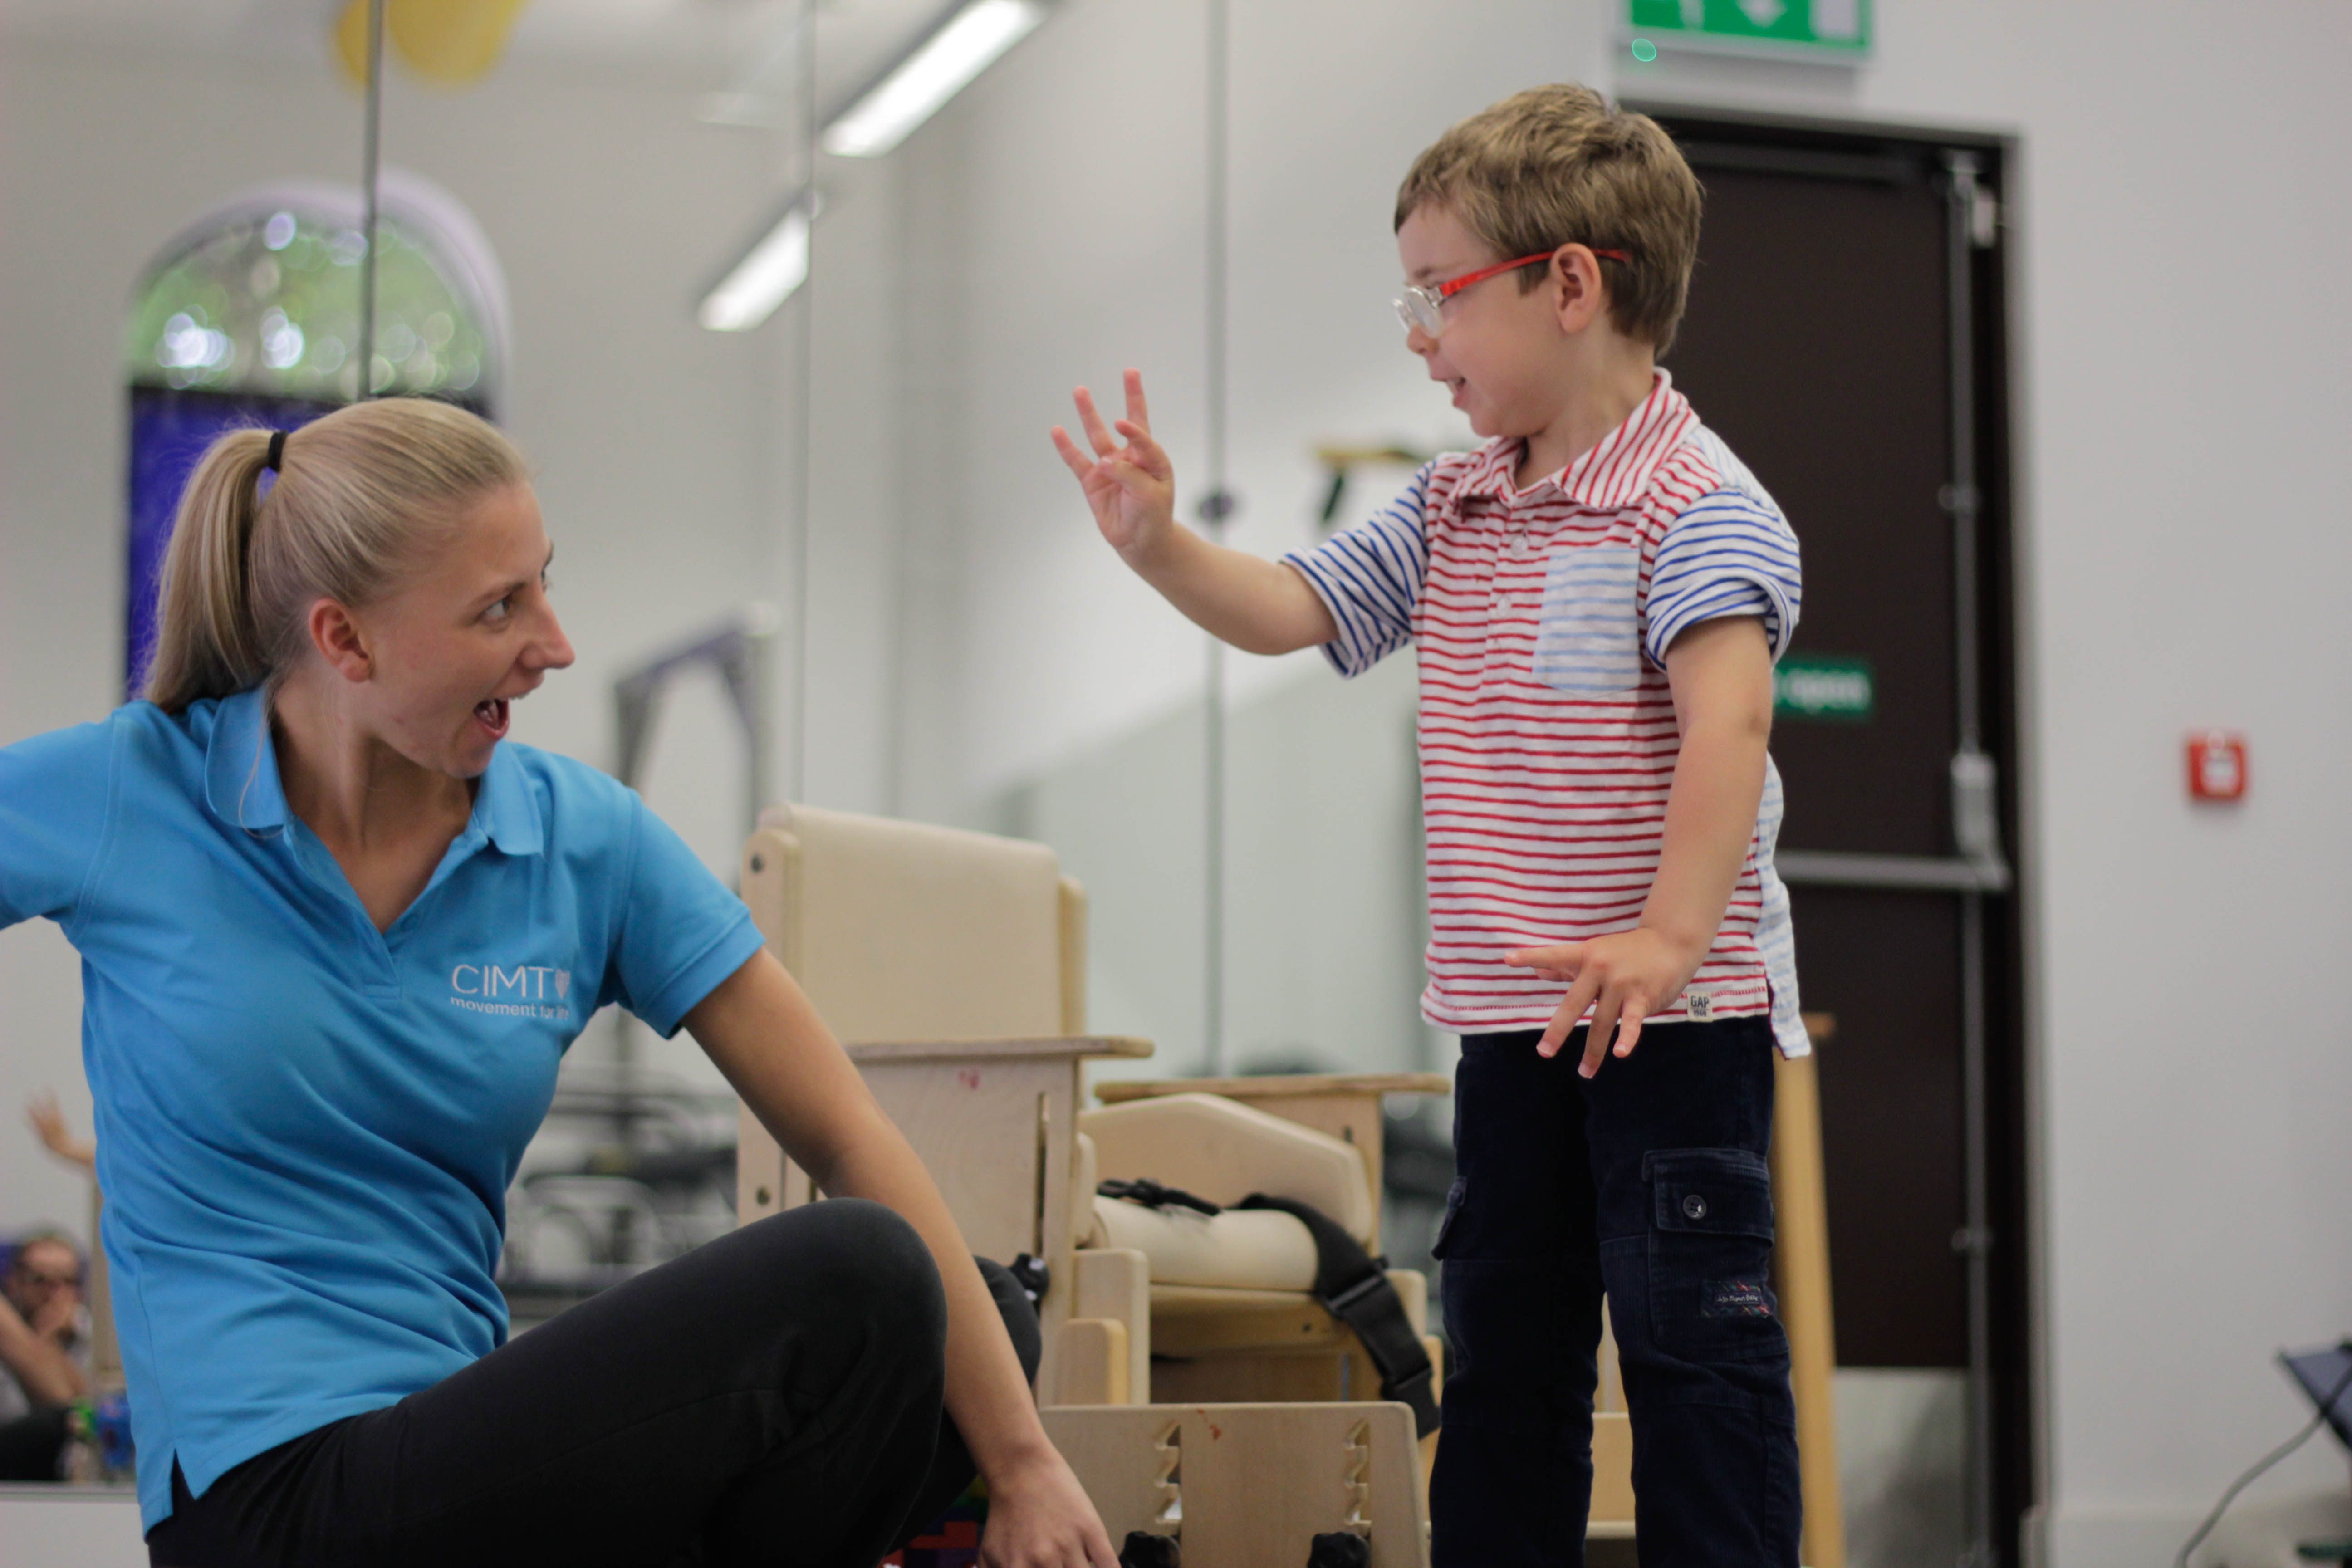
[1530, 546, 1642, 696]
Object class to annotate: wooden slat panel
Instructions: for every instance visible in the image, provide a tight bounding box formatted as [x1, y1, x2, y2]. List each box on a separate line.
[1042, 1403, 1428, 1568]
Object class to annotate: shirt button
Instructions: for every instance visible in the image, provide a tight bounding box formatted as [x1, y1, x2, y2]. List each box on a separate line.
[1682, 1192, 1709, 1221]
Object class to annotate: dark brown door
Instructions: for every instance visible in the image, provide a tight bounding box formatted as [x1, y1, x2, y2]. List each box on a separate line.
[1640, 109, 2029, 1557]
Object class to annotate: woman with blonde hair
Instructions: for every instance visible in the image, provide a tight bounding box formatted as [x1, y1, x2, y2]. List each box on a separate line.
[0, 398, 1116, 1568]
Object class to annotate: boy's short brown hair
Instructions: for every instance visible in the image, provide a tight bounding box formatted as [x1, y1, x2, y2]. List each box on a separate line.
[1396, 84, 1703, 353]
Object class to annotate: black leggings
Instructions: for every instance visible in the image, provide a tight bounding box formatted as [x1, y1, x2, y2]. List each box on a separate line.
[147, 1200, 1037, 1568]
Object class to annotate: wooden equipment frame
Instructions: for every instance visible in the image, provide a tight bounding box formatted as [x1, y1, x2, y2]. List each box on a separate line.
[732, 806, 1151, 1405]
[1042, 1401, 1427, 1568]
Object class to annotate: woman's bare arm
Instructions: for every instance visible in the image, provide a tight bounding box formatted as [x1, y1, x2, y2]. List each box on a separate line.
[684, 951, 1117, 1568]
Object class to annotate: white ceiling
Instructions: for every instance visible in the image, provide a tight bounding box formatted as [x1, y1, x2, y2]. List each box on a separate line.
[0, 0, 957, 115]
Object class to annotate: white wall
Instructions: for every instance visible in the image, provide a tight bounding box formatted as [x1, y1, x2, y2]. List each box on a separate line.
[864, 1, 2352, 1563]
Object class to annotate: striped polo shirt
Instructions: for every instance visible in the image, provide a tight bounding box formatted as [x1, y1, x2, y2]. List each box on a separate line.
[1284, 371, 1808, 1057]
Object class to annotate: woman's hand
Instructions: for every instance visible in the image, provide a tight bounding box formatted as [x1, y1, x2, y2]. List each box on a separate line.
[978, 1443, 1120, 1568]
[1050, 369, 1177, 567]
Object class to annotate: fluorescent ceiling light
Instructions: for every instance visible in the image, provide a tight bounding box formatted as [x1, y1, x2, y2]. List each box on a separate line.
[698, 3, 1049, 329]
[822, 0, 1047, 157]
[699, 200, 812, 332]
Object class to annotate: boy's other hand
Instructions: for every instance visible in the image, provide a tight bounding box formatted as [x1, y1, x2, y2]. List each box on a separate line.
[1050, 369, 1176, 565]
[1506, 927, 1708, 1078]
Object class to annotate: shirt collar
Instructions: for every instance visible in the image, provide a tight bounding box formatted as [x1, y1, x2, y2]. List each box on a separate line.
[1461, 369, 1696, 511]
[203, 686, 289, 835]
[473, 741, 544, 857]
[203, 684, 544, 857]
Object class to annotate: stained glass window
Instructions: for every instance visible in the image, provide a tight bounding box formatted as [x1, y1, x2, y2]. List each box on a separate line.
[129, 203, 497, 403]
[123, 178, 510, 696]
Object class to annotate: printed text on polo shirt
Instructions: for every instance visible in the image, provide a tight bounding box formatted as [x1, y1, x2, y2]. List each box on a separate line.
[449, 963, 575, 1020]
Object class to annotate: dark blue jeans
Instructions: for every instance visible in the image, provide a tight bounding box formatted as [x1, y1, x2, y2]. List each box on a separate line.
[1431, 1018, 1801, 1567]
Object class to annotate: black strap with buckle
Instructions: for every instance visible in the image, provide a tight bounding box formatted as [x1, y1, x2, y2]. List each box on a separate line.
[1236, 1193, 1441, 1436]
[1098, 1177, 1224, 1216]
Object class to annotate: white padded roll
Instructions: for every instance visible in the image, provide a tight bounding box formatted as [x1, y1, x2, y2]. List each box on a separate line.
[1091, 1197, 1319, 1291]
[1080, 1092, 1373, 1243]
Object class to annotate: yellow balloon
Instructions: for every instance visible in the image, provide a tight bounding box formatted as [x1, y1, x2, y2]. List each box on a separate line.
[336, 0, 533, 89]
[334, 0, 371, 86]
[392, 0, 533, 86]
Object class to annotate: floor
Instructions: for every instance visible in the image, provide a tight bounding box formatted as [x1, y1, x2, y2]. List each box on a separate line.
[1837, 1367, 1969, 1568]
[1579, 1367, 1967, 1567]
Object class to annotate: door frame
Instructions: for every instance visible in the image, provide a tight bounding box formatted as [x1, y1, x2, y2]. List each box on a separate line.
[1624, 100, 2040, 1568]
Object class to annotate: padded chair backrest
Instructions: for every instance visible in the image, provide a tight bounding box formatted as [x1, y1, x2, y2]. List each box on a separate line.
[753, 802, 1078, 1042]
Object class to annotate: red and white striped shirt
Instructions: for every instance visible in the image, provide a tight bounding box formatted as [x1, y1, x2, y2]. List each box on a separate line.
[1285, 372, 1808, 1055]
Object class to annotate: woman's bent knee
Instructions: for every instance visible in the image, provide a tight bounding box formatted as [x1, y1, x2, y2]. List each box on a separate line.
[747, 1199, 947, 1355]
[974, 1257, 1042, 1384]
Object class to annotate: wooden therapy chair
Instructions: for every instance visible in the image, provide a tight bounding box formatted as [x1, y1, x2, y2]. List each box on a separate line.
[732, 804, 1431, 1564]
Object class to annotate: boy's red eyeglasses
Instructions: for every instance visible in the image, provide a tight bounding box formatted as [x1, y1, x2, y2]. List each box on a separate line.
[1395, 246, 1632, 337]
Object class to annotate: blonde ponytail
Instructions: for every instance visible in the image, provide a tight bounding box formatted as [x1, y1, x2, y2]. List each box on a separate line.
[144, 430, 277, 709]
[144, 399, 529, 713]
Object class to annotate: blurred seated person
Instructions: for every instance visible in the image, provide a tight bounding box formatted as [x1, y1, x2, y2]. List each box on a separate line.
[0, 1230, 91, 1480]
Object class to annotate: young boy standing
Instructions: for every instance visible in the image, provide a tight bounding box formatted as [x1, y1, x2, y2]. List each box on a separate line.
[1051, 84, 1803, 1564]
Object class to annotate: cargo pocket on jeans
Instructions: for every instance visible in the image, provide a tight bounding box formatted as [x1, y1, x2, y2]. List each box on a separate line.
[1531, 546, 1642, 696]
[1644, 1147, 1781, 1362]
[1430, 1176, 1467, 1259]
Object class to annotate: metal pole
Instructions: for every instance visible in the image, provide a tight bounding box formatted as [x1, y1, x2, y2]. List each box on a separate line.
[786, 0, 816, 804]
[1200, 0, 1231, 1076]
[1945, 153, 1984, 758]
[745, 607, 780, 836]
[357, 0, 386, 399]
[1943, 148, 1999, 1568]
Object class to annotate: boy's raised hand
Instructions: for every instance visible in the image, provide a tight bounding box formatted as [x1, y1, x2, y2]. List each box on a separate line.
[1050, 369, 1176, 564]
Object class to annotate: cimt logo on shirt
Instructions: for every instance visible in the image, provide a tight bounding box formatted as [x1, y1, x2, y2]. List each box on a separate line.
[449, 963, 574, 1021]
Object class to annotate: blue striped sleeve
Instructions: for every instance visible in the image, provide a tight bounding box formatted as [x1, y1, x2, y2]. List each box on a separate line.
[1643, 487, 1803, 668]
[1280, 463, 1431, 678]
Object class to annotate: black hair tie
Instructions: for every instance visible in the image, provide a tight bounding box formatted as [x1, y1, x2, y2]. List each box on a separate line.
[263, 430, 287, 473]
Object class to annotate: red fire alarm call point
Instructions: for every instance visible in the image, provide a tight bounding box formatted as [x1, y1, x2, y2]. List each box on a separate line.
[2186, 731, 2247, 802]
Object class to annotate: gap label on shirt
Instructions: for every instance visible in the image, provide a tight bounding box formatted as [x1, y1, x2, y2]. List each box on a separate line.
[1684, 989, 1716, 1021]
[450, 963, 574, 1021]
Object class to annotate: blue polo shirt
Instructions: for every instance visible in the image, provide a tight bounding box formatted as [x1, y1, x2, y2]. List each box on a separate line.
[0, 688, 767, 1528]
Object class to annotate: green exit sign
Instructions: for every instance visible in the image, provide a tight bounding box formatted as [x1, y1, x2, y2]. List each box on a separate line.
[1627, 0, 1872, 59]
[1774, 655, 1875, 722]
